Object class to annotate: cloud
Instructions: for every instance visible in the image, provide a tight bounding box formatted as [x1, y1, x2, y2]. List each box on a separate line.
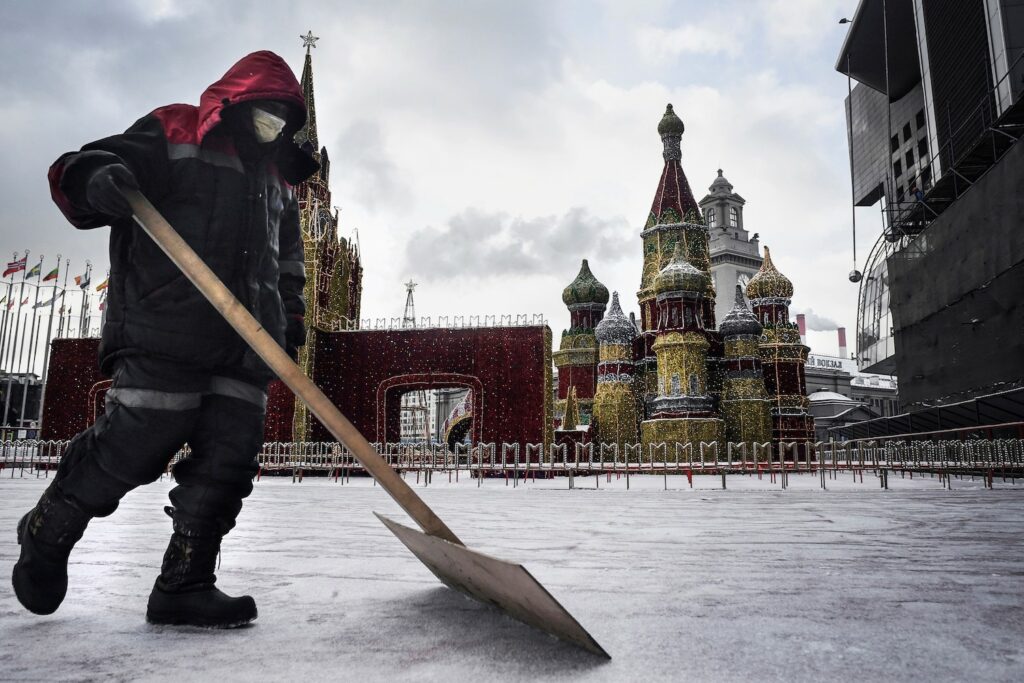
[793, 308, 840, 331]
[635, 23, 742, 63]
[404, 207, 631, 280]
[332, 120, 410, 212]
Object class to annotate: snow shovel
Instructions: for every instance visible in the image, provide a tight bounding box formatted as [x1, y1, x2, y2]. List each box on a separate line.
[123, 189, 609, 659]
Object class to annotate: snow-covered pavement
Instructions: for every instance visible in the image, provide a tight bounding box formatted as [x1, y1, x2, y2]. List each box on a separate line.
[1, 472, 1022, 682]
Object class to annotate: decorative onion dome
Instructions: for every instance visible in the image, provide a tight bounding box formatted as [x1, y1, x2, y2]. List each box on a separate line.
[709, 168, 733, 193]
[745, 246, 793, 300]
[654, 243, 710, 295]
[719, 284, 762, 337]
[562, 259, 610, 306]
[595, 292, 636, 345]
[657, 103, 685, 136]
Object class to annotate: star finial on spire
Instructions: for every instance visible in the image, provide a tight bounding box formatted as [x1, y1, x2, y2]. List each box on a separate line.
[301, 30, 319, 53]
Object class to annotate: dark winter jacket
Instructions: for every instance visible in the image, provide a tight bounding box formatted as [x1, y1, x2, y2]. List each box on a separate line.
[48, 51, 318, 380]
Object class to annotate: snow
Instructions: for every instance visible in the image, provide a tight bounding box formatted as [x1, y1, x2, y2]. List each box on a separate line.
[2, 471, 1023, 682]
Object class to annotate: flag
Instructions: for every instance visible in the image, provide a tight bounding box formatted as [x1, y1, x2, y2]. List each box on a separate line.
[95, 278, 108, 292]
[6, 301, 13, 311]
[34, 293, 57, 309]
[3, 256, 26, 278]
[0, 295, 5, 305]
[43, 266, 59, 281]
[20, 297, 28, 305]
[75, 273, 91, 288]
[25, 262, 41, 279]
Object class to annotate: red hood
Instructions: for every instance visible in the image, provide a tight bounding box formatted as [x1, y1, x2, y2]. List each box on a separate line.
[197, 51, 307, 142]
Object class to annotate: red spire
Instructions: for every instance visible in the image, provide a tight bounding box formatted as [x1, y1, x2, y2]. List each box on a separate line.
[646, 104, 701, 228]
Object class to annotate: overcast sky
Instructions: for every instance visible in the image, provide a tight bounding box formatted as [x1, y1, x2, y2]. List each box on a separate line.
[0, 0, 882, 357]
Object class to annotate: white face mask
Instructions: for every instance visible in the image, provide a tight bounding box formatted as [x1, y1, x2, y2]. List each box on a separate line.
[251, 107, 287, 144]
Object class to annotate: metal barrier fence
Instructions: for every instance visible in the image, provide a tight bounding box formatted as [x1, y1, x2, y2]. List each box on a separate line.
[2, 439, 1022, 489]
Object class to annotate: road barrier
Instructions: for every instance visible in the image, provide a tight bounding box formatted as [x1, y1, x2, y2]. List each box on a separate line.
[2, 439, 1022, 489]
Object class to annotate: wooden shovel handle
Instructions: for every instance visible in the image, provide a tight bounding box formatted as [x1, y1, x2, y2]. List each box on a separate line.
[124, 189, 463, 546]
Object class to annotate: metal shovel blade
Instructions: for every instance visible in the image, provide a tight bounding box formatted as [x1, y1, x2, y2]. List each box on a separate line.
[376, 513, 610, 658]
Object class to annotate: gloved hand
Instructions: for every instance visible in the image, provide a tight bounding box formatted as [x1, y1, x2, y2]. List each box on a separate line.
[285, 315, 306, 361]
[85, 164, 138, 219]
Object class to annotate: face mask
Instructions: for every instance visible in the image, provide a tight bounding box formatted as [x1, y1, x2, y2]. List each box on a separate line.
[251, 107, 287, 144]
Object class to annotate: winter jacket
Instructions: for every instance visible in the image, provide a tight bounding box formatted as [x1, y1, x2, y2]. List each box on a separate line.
[48, 51, 318, 380]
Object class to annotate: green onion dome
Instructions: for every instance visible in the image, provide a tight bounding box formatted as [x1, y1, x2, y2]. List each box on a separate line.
[562, 259, 610, 306]
[657, 103, 685, 136]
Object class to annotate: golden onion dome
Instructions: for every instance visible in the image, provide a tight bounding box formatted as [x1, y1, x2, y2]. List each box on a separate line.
[745, 246, 793, 300]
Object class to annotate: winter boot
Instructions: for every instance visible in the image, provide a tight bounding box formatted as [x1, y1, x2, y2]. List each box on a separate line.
[12, 483, 92, 615]
[146, 515, 256, 628]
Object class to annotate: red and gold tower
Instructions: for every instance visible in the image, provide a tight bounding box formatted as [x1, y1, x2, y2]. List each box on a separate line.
[553, 259, 609, 427]
[592, 292, 642, 451]
[639, 245, 725, 449]
[637, 105, 717, 406]
[745, 247, 813, 448]
[720, 285, 772, 447]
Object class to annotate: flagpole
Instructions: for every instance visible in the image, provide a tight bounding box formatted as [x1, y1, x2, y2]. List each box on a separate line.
[19, 317, 42, 432]
[37, 256, 64, 430]
[0, 254, 16, 368]
[3, 250, 29, 429]
[78, 261, 92, 337]
[56, 260, 70, 339]
[14, 254, 44, 431]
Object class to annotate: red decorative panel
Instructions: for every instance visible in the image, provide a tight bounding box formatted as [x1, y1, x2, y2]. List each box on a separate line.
[39, 338, 107, 440]
[308, 326, 551, 446]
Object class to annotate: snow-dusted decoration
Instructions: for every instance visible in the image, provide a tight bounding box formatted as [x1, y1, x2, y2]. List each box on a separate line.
[592, 292, 641, 450]
[720, 285, 772, 446]
[746, 247, 814, 448]
[553, 259, 609, 429]
[290, 37, 363, 441]
[560, 104, 813, 457]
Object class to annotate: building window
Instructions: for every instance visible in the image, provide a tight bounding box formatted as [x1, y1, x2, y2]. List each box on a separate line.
[707, 208, 716, 227]
[918, 137, 928, 158]
[688, 374, 699, 395]
[916, 109, 925, 129]
[893, 159, 902, 178]
[905, 149, 914, 169]
[671, 374, 681, 396]
[902, 123, 912, 143]
[890, 135, 899, 153]
[729, 207, 738, 227]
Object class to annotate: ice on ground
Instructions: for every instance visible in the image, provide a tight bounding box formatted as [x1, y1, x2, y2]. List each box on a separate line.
[1, 472, 1023, 682]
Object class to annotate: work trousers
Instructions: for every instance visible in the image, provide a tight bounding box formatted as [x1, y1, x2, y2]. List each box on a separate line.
[54, 355, 268, 536]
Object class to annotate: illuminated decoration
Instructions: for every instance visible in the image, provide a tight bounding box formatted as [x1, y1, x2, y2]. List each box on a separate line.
[307, 326, 553, 449]
[38, 338, 107, 440]
[637, 104, 717, 402]
[640, 244, 724, 449]
[746, 247, 814, 448]
[720, 285, 772, 448]
[289, 35, 363, 441]
[552, 259, 608, 428]
[592, 292, 641, 452]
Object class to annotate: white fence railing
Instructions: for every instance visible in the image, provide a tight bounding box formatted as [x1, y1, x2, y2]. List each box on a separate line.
[3, 439, 1023, 484]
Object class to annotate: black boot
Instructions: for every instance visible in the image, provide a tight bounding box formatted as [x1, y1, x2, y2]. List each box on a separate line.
[146, 515, 256, 628]
[12, 484, 92, 615]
